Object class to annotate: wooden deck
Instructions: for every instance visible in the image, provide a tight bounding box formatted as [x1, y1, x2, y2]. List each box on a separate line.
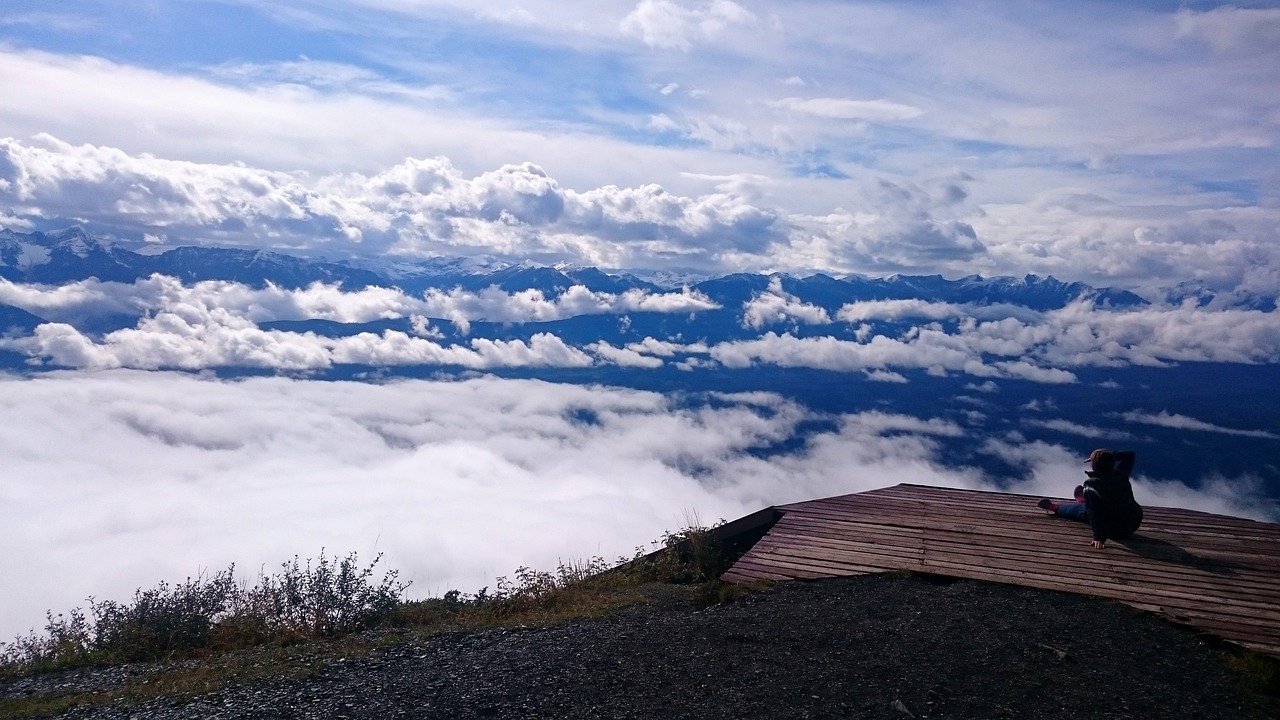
[721, 484, 1280, 657]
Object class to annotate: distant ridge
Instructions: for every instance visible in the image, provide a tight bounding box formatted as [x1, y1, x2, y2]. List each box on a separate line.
[0, 227, 1159, 311]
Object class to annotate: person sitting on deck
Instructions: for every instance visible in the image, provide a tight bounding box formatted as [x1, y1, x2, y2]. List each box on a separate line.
[1038, 448, 1143, 549]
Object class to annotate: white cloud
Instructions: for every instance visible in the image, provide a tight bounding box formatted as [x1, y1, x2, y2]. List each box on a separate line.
[1118, 410, 1280, 440]
[836, 299, 1044, 324]
[707, 330, 1033, 379]
[0, 371, 962, 640]
[741, 277, 831, 329]
[771, 97, 924, 123]
[837, 299, 1280, 372]
[414, 284, 719, 334]
[625, 336, 707, 357]
[588, 341, 666, 368]
[2, 125, 1277, 297]
[0, 136, 784, 268]
[620, 0, 755, 50]
[1172, 6, 1280, 55]
[4, 277, 1277, 383]
[0, 275, 719, 330]
[2, 311, 598, 372]
[1024, 418, 1136, 441]
[865, 369, 908, 383]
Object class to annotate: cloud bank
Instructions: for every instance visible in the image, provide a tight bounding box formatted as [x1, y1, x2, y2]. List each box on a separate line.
[2, 134, 1277, 299]
[0, 274, 718, 331]
[3, 277, 1277, 379]
[0, 370, 1272, 642]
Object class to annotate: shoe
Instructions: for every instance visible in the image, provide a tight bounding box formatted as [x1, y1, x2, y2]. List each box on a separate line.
[1037, 498, 1058, 512]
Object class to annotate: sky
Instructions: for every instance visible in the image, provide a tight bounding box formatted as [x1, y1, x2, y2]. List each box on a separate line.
[2, 1, 1280, 641]
[0, 0, 1277, 296]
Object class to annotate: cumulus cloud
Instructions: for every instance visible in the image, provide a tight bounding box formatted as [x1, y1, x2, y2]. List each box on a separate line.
[4, 314, 603, 372]
[835, 299, 1280, 371]
[741, 277, 831, 329]
[5, 276, 1278, 382]
[417, 285, 719, 334]
[783, 177, 987, 274]
[2, 132, 1277, 299]
[836, 299, 1045, 324]
[0, 136, 783, 269]
[587, 341, 666, 368]
[0, 275, 719, 331]
[706, 330, 1067, 381]
[620, 0, 755, 50]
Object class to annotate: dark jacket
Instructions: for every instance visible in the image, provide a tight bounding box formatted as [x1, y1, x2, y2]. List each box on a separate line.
[1082, 450, 1143, 542]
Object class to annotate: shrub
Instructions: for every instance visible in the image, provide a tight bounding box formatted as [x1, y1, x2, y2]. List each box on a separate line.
[1, 523, 752, 679]
[239, 551, 407, 638]
[0, 550, 406, 676]
[91, 570, 239, 663]
[622, 517, 730, 585]
[0, 609, 92, 673]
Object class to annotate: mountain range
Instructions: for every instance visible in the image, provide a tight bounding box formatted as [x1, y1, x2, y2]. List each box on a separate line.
[1, 226, 1170, 312]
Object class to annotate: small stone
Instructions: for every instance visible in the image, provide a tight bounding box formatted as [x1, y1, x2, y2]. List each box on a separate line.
[891, 698, 915, 717]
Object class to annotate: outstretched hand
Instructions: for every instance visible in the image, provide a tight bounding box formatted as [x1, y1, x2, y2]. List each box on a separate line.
[1091, 540, 1106, 549]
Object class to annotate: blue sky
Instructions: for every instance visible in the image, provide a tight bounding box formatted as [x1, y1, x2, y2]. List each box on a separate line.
[1, 0, 1278, 292]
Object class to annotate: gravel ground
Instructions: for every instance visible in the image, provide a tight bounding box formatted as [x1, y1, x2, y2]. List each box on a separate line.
[5, 573, 1275, 719]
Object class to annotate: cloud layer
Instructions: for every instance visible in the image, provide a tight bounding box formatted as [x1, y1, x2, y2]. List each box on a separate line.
[3, 276, 1276, 380]
[1, 370, 1272, 642]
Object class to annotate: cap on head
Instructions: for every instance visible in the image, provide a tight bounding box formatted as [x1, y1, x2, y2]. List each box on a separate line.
[1088, 449, 1116, 474]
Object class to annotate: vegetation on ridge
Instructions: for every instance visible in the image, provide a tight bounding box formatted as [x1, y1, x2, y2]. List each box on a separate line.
[0, 520, 743, 682]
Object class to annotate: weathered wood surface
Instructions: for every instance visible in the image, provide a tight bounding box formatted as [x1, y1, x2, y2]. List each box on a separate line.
[721, 484, 1280, 657]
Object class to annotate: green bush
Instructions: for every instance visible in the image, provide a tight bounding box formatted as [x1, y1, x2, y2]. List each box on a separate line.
[1, 524, 751, 679]
[91, 570, 239, 663]
[0, 551, 406, 675]
[0, 609, 92, 673]
[621, 518, 729, 585]
[240, 551, 406, 638]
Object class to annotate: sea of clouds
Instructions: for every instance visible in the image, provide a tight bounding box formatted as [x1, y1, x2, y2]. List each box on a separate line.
[1, 369, 1274, 641]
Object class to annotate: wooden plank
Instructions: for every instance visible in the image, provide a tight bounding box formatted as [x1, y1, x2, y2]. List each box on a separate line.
[759, 532, 1280, 623]
[782, 510, 1280, 573]
[792, 499, 1280, 547]
[781, 510, 1279, 570]
[773, 525, 1280, 597]
[726, 483, 1280, 658]
[720, 561, 797, 583]
[770, 519, 1280, 594]
[734, 553, 857, 579]
[800, 486, 1280, 539]
[747, 539, 1280, 634]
